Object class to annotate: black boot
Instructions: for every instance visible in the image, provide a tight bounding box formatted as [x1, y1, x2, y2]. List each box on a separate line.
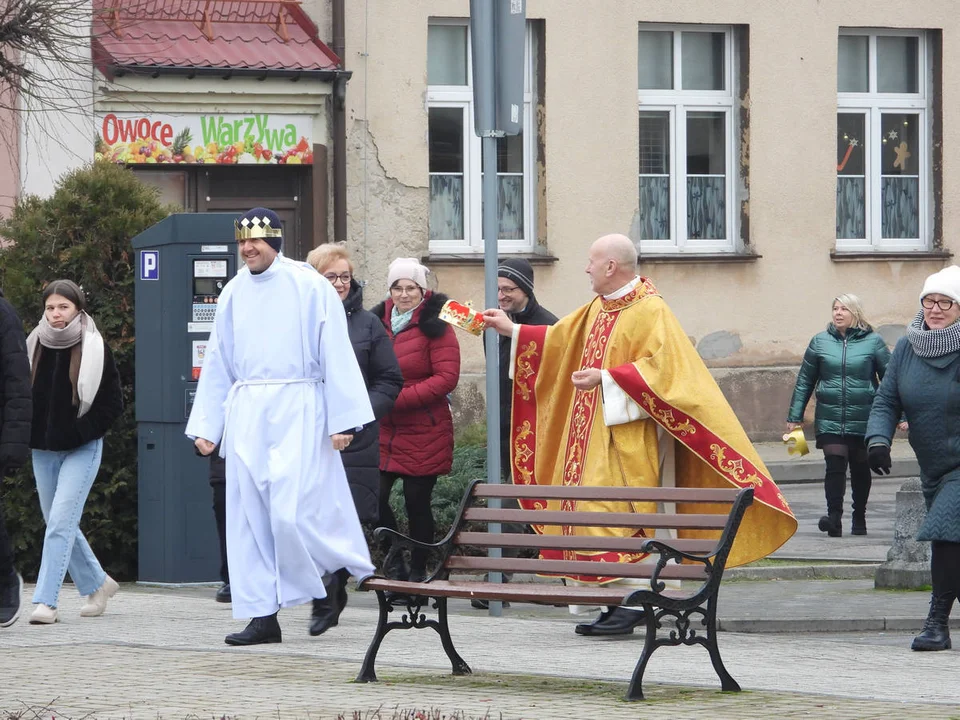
[381, 544, 409, 580]
[911, 594, 954, 651]
[850, 512, 867, 536]
[215, 583, 231, 603]
[225, 613, 282, 646]
[819, 455, 846, 537]
[308, 569, 349, 637]
[575, 606, 646, 636]
[850, 455, 872, 536]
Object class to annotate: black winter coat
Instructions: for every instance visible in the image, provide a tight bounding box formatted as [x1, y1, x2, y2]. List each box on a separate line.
[498, 296, 558, 476]
[0, 291, 32, 472]
[340, 282, 403, 521]
[30, 338, 124, 452]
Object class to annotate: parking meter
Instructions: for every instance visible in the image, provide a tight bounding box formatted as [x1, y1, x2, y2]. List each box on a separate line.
[132, 213, 237, 583]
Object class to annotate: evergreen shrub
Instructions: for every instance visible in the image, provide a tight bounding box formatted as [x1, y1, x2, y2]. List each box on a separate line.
[0, 162, 170, 581]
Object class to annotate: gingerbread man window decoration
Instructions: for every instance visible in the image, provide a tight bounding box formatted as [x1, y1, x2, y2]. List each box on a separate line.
[893, 141, 911, 172]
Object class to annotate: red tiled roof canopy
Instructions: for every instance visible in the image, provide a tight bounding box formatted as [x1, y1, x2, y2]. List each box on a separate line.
[92, 0, 341, 78]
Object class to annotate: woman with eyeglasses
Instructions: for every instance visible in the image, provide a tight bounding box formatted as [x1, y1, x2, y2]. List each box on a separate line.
[867, 266, 960, 652]
[304, 244, 403, 635]
[787, 293, 893, 538]
[371, 258, 460, 583]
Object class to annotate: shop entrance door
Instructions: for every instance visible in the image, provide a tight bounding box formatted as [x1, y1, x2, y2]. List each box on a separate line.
[198, 166, 307, 260]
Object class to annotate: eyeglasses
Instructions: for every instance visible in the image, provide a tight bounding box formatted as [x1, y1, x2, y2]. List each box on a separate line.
[497, 285, 521, 295]
[391, 285, 421, 296]
[323, 273, 352, 285]
[922, 297, 956, 311]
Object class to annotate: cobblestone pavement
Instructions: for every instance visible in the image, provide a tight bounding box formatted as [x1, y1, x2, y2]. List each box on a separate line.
[1, 585, 958, 719]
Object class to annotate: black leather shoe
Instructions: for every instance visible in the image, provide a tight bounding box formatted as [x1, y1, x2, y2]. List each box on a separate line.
[225, 614, 282, 645]
[470, 598, 510, 610]
[576, 606, 646, 636]
[215, 583, 231, 604]
[574, 606, 615, 635]
[308, 569, 349, 636]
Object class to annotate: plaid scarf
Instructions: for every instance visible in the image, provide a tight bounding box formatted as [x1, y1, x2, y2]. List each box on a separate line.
[906, 311, 960, 358]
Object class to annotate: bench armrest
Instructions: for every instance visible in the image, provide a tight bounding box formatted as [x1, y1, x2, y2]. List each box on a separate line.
[639, 538, 716, 593]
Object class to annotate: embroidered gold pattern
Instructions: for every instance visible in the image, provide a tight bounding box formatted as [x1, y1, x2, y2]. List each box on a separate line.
[599, 277, 660, 313]
[512, 420, 535, 485]
[515, 341, 539, 402]
[640, 393, 697, 436]
[709, 443, 765, 487]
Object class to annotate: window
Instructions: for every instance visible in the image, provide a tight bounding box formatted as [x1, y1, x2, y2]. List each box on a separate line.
[427, 20, 537, 253]
[637, 26, 738, 253]
[837, 31, 931, 250]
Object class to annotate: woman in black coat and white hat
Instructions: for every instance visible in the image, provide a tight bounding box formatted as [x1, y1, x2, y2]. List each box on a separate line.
[306, 243, 403, 635]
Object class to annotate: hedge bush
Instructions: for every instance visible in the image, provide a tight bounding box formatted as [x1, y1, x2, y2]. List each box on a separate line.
[0, 162, 170, 581]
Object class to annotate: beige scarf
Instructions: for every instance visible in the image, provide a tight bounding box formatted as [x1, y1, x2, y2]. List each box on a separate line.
[26, 312, 105, 418]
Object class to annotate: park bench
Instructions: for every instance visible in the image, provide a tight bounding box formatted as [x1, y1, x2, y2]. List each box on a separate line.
[355, 480, 754, 701]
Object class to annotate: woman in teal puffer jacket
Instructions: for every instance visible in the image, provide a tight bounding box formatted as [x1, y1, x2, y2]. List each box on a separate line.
[787, 294, 894, 537]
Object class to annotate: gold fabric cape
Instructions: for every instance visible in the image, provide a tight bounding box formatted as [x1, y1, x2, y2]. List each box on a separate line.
[510, 278, 797, 580]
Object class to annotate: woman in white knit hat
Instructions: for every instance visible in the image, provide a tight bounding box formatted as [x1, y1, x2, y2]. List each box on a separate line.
[371, 259, 460, 583]
[866, 265, 960, 652]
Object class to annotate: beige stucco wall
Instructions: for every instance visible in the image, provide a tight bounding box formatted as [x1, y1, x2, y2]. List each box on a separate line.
[0, 102, 19, 222]
[340, 1, 959, 437]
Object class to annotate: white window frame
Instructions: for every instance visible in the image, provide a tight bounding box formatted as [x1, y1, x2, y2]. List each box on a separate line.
[427, 18, 536, 254]
[638, 24, 738, 254]
[837, 29, 931, 251]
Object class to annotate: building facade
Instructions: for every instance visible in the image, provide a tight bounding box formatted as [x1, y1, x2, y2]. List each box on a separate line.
[3, 1, 957, 439]
[339, 1, 959, 438]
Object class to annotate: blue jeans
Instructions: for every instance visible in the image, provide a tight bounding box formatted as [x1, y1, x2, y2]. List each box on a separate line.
[31, 439, 107, 608]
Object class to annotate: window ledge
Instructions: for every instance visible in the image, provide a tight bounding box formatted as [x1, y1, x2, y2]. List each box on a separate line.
[641, 252, 761, 264]
[830, 250, 953, 262]
[422, 253, 560, 266]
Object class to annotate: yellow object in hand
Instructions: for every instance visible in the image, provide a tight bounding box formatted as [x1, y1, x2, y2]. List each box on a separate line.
[782, 428, 809, 457]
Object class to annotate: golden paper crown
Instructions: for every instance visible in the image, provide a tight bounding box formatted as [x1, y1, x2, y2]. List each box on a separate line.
[439, 299, 486, 336]
[235, 216, 283, 240]
[782, 427, 810, 457]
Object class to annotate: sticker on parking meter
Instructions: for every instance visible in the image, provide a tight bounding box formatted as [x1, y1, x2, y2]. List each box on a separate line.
[194, 260, 227, 278]
[191, 340, 207, 380]
[201, 245, 229, 253]
[140, 250, 159, 280]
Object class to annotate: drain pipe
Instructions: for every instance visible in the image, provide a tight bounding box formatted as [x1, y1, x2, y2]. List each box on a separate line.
[332, 0, 348, 243]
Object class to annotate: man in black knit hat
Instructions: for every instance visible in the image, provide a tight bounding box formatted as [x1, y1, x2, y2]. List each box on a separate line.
[472, 258, 557, 610]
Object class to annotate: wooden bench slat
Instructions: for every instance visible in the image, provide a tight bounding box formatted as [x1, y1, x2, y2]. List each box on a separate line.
[359, 578, 692, 605]
[472, 485, 740, 503]
[444, 555, 709, 579]
[453, 532, 718, 554]
[462, 508, 730, 529]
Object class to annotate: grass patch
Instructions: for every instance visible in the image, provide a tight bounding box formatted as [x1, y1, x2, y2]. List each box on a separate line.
[373, 671, 740, 705]
[742, 558, 841, 567]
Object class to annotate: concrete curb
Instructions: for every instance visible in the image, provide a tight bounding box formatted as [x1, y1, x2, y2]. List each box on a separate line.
[718, 617, 960, 633]
[766, 459, 919, 484]
[725, 564, 879, 581]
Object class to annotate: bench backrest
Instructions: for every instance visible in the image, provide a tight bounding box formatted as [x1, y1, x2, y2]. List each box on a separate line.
[434, 481, 755, 590]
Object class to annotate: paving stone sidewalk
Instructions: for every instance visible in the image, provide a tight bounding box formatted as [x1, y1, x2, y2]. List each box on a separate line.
[1, 585, 958, 719]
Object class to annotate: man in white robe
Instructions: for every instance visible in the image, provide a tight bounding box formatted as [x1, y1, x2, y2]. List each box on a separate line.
[186, 207, 375, 645]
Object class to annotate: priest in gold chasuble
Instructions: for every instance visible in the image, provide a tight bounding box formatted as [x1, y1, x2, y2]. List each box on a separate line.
[484, 234, 797, 636]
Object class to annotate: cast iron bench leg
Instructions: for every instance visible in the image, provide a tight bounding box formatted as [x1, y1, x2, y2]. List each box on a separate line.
[433, 597, 472, 675]
[705, 595, 740, 692]
[355, 590, 390, 683]
[624, 608, 659, 701]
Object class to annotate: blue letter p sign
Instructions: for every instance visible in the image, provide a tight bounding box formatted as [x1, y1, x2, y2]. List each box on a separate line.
[140, 250, 159, 281]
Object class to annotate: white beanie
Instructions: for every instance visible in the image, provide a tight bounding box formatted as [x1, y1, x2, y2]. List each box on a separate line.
[919, 265, 960, 306]
[387, 257, 429, 289]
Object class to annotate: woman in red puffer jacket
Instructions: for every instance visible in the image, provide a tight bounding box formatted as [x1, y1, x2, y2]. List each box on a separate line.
[371, 258, 460, 582]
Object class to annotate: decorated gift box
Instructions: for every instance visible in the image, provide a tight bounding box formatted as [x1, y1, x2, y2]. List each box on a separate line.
[439, 299, 486, 336]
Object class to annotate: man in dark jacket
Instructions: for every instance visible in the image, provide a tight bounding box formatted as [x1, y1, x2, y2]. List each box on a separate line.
[473, 259, 558, 610]
[0, 289, 32, 628]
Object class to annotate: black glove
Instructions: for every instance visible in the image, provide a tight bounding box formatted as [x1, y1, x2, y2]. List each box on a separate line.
[868, 444, 892, 476]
